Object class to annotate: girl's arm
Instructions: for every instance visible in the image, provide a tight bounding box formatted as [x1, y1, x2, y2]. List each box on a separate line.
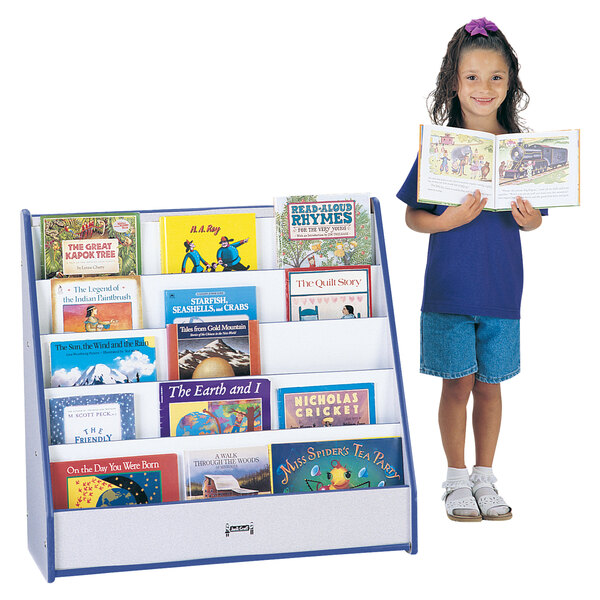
[405, 190, 487, 233]
[511, 197, 542, 231]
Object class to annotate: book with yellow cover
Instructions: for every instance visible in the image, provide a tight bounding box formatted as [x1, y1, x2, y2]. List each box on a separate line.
[159, 213, 257, 274]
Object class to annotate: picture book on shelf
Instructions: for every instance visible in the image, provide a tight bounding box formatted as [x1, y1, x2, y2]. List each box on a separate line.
[166, 319, 261, 380]
[278, 383, 375, 429]
[184, 446, 271, 500]
[285, 265, 372, 321]
[160, 212, 257, 274]
[40, 213, 142, 279]
[49, 392, 136, 445]
[164, 286, 257, 324]
[159, 378, 271, 437]
[274, 193, 374, 269]
[50, 453, 179, 510]
[418, 124, 580, 210]
[270, 437, 404, 494]
[50, 275, 143, 333]
[50, 336, 157, 388]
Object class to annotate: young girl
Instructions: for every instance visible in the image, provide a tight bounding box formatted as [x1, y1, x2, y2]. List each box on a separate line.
[397, 18, 544, 521]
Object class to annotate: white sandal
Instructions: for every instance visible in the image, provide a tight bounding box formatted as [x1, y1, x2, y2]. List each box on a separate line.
[470, 473, 512, 521]
[442, 478, 482, 522]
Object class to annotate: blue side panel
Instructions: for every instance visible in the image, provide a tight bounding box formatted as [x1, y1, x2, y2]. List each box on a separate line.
[21, 210, 56, 582]
[372, 198, 418, 554]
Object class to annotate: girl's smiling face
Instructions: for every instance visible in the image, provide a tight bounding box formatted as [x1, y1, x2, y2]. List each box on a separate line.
[456, 49, 509, 133]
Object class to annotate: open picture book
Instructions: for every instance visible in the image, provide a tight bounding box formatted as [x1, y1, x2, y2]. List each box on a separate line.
[418, 124, 580, 211]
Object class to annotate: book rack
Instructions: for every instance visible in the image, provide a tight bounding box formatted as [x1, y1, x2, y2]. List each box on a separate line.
[21, 198, 417, 582]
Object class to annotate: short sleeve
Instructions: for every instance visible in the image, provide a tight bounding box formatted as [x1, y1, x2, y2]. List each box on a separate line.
[397, 156, 437, 213]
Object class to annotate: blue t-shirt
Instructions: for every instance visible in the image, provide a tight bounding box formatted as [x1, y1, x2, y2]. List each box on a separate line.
[398, 157, 545, 320]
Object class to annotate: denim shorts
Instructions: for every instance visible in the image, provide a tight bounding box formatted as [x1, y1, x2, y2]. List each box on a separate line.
[420, 312, 520, 383]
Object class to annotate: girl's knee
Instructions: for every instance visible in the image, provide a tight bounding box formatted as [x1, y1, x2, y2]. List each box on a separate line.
[442, 375, 475, 403]
[473, 380, 501, 402]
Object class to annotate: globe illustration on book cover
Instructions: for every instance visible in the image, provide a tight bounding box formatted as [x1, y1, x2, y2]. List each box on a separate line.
[176, 411, 221, 436]
[97, 487, 137, 507]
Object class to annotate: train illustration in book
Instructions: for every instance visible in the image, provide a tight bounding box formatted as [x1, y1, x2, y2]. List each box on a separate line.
[427, 129, 571, 188]
[499, 141, 569, 182]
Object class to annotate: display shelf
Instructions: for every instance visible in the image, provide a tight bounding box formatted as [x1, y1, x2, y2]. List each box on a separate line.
[21, 199, 417, 582]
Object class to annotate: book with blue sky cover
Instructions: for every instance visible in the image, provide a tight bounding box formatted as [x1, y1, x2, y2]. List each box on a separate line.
[50, 336, 157, 388]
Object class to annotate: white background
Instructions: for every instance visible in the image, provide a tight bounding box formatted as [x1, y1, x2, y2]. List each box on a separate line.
[2, 1, 597, 596]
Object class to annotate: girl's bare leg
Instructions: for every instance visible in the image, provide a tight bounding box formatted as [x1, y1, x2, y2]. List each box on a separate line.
[438, 375, 475, 468]
[472, 381, 502, 468]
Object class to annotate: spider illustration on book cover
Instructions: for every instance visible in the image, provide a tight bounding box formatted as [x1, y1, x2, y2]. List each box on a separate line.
[304, 459, 372, 492]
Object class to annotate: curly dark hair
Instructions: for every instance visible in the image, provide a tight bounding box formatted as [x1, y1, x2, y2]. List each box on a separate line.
[427, 23, 529, 133]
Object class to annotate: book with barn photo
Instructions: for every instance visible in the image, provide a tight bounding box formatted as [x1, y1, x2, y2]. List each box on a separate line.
[418, 124, 579, 210]
[183, 446, 271, 501]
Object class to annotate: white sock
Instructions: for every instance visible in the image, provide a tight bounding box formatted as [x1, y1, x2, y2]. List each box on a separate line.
[470, 466, 510, 517]
[444, 467, 478, 517]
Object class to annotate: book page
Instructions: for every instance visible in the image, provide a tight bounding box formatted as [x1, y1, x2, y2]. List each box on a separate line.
[418, 124, 495, 207]
[495, 130, 579, 210]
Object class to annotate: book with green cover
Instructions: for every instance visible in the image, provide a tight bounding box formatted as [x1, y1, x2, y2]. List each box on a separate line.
[40, 213, 142, 279]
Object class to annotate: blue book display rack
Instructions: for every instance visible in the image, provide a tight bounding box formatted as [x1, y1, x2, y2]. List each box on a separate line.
[21, 199, 417, 582]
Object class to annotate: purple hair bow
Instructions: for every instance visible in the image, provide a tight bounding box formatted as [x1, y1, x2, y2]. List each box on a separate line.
[465, 18, 499, 37]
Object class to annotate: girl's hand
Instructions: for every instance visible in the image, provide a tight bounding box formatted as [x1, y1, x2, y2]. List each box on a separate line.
[511, 197, 542, 231]
[439, 189, 487, 231]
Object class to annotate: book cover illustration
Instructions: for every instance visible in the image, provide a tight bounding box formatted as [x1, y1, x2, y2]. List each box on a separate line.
[166, 319, 261, 380]
[49, 392, 135, 445]
[160, 212, 257, 274]
[285, 265, 372, 322]
[184, 446, 271, 500]
[50, 453, 179, 510]
[40, 213, 142, 279]
[51, 275, 143, 334]
[270, 437, 404, 494]
[278, 383, 375, 429]
[275, 193, 373, 269]
[418, 124, 579, 210]
[159, 378, 271, 437]
[50, 336, 157, 388]
[164, 286, 257, 325]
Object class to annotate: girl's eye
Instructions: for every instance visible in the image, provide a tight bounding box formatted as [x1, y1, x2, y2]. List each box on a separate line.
[466, 75, 477, 81]
[492, 75, 503, 81]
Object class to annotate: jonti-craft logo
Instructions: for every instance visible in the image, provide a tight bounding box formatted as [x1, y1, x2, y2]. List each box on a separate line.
[225, 522, 254, 537]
